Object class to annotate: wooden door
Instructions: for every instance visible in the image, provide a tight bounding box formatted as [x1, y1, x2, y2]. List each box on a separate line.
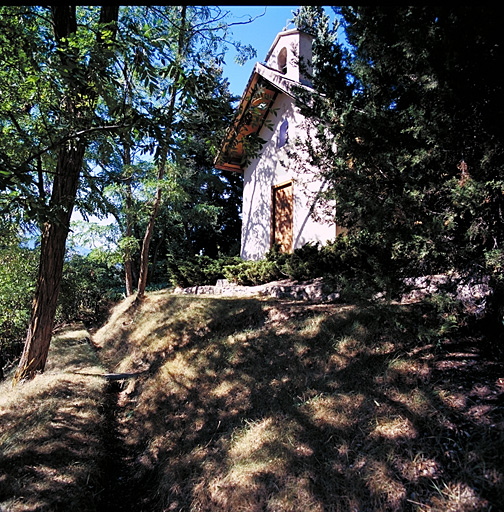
[272, 181, 293, 253]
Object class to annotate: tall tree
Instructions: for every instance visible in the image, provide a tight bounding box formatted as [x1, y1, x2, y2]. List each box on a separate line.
[4, 6, 120, 382]
[76, 54, 240, 294]
[1, 6, 256, 380]
[134, 6, 249, 299]
[135, 6, 187, 300]
[85, 6, 249, 298]
[296, 7, 504, 311]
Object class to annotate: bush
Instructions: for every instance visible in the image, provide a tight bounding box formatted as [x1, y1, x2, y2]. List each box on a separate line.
[56, 254, 123, 326]
[166, 238, 419, 298]
[165, 243, 342, 287]
[166, 255, 242, 288]
[282, 242, 333, 280]
[164, 243, 341, 289]
[0, 241, 38, 369]
[223, 259, 282, 286]
[221, 243, 345, 286]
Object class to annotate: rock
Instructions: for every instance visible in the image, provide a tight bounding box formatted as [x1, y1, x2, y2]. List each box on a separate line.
[173, 277, 340, 303]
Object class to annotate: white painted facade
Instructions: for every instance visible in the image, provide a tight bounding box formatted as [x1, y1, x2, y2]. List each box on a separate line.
[216, 29, 337, 261]
[240, 91, 336, 260]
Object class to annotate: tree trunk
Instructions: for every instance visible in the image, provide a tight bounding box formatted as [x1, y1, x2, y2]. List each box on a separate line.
[136, 6, 186, 300]
[123, 148, 135, 297]
[14, 143, 85, 382]
[136, 151, 167, 299]
[14, 5, 119, 383]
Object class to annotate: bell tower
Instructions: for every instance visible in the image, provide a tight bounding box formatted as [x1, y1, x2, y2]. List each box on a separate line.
[264, 29, 313, 87]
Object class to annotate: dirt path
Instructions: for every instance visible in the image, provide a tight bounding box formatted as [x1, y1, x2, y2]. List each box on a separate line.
[0, 324, 119, 512]
[96, 380, 133, 512]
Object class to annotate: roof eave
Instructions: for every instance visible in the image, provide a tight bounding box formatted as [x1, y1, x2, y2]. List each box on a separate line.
[214, 162, 243, 173]
[214, 63, 316, 172]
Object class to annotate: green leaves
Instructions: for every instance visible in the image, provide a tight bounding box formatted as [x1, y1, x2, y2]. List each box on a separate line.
[294, 7, 504, 306]
[1, 5, 248, 297]
[0, 226, 38, 356]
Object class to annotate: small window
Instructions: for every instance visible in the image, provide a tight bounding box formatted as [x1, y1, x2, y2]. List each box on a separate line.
[278, 47, 287, 74]
[278, 119, 289, 148]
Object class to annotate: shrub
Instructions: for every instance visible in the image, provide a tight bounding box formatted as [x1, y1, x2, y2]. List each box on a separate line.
[0, 241, 38, 368]
[282, 242, 332, 280]
[166, 255, 242, 288]
[165, 243, 344, 288]
[165, 238, 421, 298]
[56, 254, 123, 326]
[221, 243, 346, 286]
[223, 259, 282, 286]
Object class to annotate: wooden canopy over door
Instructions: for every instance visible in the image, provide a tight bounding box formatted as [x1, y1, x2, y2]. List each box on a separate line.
[272, 181, 293, 253]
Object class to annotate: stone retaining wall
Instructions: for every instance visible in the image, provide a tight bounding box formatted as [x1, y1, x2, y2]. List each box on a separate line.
[173, 277, 340, 302]
[173, 274, 491, 312]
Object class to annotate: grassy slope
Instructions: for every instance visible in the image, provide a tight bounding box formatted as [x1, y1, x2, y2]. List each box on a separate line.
[90, 291, 504, 512]
[0, 325, 108, 512]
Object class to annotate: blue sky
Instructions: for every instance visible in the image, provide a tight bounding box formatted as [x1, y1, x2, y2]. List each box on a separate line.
[70, 6, 337, 243]
[220, 6, 336, 98]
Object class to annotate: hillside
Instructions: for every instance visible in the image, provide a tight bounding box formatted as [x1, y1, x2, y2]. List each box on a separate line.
[1, 290, 504, 511]
[0, 325, 108, 511]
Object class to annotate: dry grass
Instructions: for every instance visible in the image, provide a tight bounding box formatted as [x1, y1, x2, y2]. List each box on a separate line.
[1, 293, 502, 511]
[0, 324, 107, 512]
[92, 293, 504, 511]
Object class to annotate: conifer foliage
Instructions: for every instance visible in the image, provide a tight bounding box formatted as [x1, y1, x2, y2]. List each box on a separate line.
[297, 7, 504, 334]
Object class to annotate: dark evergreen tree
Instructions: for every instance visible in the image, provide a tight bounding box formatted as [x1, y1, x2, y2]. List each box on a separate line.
[295, 7, 504, 339]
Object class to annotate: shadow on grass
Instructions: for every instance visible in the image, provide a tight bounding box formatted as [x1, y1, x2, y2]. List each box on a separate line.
[96, 295, 504, 511]
[0, 326, 107, 512]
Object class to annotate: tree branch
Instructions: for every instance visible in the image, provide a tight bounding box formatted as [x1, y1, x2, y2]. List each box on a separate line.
[23, 123, 131, 168]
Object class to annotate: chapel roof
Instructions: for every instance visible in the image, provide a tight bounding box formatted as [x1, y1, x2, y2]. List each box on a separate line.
[215, 29, 315, 173]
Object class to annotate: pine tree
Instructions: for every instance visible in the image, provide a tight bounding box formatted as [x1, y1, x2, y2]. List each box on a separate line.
[299, 7, 504, 335]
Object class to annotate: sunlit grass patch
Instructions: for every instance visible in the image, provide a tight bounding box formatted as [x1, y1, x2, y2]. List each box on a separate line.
[298, 313, 326, 337]
[228, 416, 302, 461]
[385, 356, 431, 385]
[371, 415, 418, 440]
[0, 324, 107, 512]
[363, 459, 407, 511]
[333, 334, 362, 356]
[93, 295, 266, 372]
[194, 415, 322, 512]
[300, 392, 366, 430]
[384, 387, 434, 416]
[436, 389, 467, 410]
[395, 452, 442, 483]
[429, 480, 488, 511]
[93, 291, 504, 511]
